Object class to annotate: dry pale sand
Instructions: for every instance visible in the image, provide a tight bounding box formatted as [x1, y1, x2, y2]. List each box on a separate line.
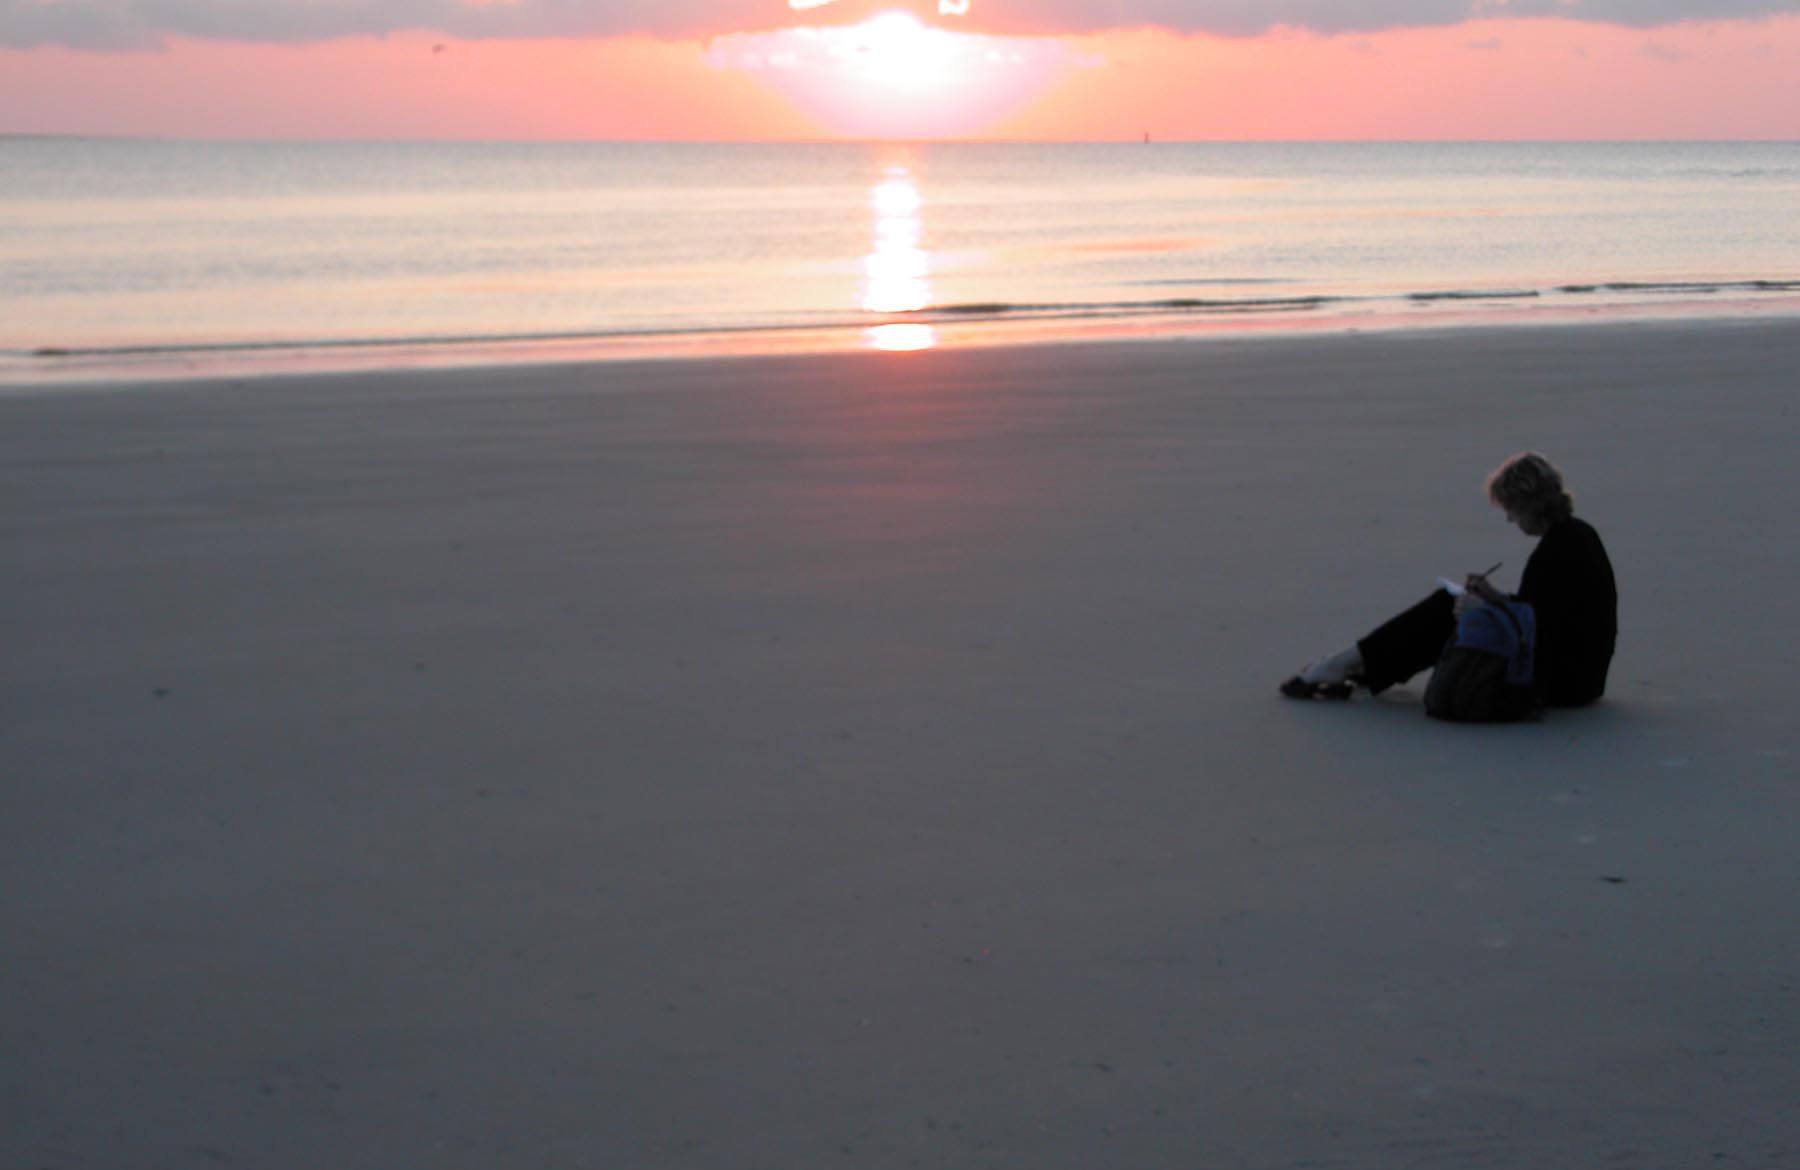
[4, 318, 1799, 1169]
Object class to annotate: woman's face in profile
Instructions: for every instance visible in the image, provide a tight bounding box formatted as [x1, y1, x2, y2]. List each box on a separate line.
[1505, 507, 1549, 537]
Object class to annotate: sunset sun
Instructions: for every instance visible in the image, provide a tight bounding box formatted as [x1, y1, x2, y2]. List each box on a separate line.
[835, 11, 965, 90]
[706, 12, 1090, 139]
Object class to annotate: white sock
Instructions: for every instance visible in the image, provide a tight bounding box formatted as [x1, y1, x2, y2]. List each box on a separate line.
[1300, 645, 1362, 685]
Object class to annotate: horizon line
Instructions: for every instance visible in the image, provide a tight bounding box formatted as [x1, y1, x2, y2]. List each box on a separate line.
[6, 132, 1800, 146]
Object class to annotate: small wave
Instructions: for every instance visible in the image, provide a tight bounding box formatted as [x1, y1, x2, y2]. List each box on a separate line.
[21, 325, 753, 362]
[922, 294, 1342, 319]
[1672, 167, 1795, 180]
[931, 302, 1017, 316]
[1559, 280, 1800, 296]
[1123, 277, 1287, 288]
[1155, 296, 1338, 312]
[928, 281, 1800, 321]
[1411, 289, 1541, 302]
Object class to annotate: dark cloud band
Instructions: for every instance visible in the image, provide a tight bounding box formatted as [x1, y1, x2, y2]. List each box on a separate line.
[4, 0, 1797, 51]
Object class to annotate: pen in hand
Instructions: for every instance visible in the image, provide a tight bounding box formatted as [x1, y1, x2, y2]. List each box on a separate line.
[1464, 561, 1504, 603]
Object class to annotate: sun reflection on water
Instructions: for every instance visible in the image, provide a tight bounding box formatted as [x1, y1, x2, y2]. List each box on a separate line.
[862, 165, 937, 351]
[863, 172, 930, 314]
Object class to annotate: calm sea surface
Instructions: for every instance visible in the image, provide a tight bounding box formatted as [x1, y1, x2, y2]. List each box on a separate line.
[3, 139, 1798, 377]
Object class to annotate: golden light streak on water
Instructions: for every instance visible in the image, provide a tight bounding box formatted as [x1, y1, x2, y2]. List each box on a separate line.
[861, 167, 932, 316]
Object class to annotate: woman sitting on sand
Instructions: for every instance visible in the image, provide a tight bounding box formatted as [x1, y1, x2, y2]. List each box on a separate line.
[1282, 452, 1617, 707]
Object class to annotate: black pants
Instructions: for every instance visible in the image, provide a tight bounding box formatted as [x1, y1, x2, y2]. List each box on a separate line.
[1356, 589, 1456, 695]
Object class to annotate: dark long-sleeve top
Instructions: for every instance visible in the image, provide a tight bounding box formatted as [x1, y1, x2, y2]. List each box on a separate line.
[1516, 516, 1617, 706]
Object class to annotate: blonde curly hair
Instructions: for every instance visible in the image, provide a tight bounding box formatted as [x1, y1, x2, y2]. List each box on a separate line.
[1486, 452, 1574, 528]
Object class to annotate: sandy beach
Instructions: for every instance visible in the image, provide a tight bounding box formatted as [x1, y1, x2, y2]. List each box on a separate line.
[4, 317, 1799, 1168]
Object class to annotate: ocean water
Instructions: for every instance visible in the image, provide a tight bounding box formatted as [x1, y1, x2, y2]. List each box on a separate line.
[3, 139, 1798, 378]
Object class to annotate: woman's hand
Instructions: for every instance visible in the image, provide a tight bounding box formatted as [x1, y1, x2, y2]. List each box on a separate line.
[1464, 574, 1507, 606]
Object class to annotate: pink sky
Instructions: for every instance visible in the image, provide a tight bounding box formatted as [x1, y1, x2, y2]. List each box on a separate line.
[2, 13, 1798, 140]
